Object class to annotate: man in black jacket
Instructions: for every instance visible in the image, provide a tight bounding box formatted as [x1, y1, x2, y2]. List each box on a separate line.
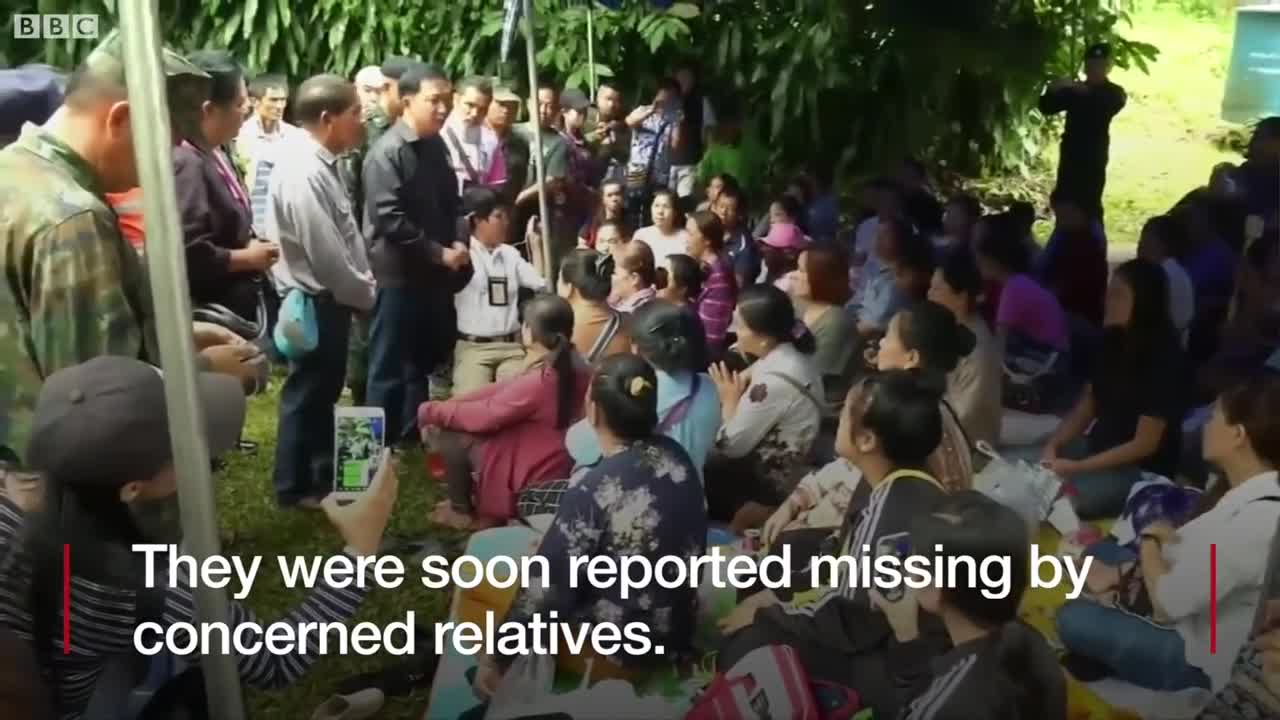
[1039, 42, 1127, 220]
[363, 63, 469, 443]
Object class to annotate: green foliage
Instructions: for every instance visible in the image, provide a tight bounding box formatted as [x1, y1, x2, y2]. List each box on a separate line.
[2, 0, 1159, 180]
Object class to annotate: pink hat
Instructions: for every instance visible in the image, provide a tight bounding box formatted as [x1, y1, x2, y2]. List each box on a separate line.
[761, 223, 809, 251]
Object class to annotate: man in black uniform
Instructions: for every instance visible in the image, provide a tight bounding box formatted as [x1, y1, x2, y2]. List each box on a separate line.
[1039, 42, 1127, 220]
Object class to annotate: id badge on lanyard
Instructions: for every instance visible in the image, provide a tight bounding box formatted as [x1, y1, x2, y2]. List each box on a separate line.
[488, 276, 510, 307]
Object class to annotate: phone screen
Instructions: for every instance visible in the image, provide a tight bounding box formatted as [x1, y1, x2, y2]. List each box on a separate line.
[335, 410, 385, 493]
[875, 532, 913, 603]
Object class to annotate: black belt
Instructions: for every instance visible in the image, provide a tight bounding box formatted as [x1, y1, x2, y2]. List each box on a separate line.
[459, 332, 519, 344]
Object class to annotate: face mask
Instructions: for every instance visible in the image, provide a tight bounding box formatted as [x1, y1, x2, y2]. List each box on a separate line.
[128, 494, 184, 544]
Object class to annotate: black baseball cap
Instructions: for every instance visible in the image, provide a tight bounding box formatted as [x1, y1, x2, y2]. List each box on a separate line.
[1085, 42, 1112, 60]
[560, 87, 590, 112]
[26, 356, 245, 487]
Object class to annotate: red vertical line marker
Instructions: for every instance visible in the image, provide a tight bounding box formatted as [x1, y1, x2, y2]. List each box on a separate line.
[1210, 543, 1217, 655]
[63, 543, 71, 654]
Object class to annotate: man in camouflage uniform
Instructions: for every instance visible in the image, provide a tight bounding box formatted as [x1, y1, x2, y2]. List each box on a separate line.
[0, 33, 257, 464]
[343, 55, 414, 405]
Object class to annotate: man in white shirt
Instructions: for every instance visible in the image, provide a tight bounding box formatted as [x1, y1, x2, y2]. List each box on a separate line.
[239, 73, 302, 234]
[266, 74, 375, 509]
[442, 77, 507, 196]
[452, 186, 546, 394]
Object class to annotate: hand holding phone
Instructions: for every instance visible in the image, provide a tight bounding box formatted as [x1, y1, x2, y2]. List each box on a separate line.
[323, 448, 399, 556]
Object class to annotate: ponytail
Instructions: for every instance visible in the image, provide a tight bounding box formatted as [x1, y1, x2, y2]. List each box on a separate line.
[550, 332, 574, 429]
[522, 293, 578, 429]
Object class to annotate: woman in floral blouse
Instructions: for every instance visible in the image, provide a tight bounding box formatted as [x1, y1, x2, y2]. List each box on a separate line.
[474, 353, 707, 692]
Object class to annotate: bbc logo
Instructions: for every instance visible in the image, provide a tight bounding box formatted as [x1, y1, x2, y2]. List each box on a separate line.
[13, 14, 100, 39]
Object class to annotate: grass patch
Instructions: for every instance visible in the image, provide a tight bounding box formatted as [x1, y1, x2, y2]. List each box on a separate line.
[215, 389, 459, 719]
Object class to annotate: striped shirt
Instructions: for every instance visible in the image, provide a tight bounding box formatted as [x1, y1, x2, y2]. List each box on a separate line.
[695, 254, 737, 356]
[0, 496, 371, 719]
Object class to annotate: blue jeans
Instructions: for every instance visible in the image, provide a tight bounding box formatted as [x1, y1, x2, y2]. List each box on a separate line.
[1003, 437, 1141, 519]
[1057, 600, 1210, 691]
[272, 296, 351, 506]
[366, 286, 433, 445]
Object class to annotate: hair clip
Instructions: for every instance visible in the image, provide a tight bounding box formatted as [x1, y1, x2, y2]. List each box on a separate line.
[628, 376, 652, 397]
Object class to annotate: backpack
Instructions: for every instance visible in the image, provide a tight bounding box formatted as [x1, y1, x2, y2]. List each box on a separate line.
[688, 645, 860, 720]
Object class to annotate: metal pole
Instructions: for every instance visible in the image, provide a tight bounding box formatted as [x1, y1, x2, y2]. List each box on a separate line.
[586, 0, 597, 100]
[117, 4, 247, 720]
[523, 0, 554, 280]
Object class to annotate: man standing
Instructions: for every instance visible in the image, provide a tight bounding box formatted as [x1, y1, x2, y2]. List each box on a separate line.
[487, 84, 530, 206]
[515, 82, 570, 204]
[1039, 42, 1127, 220]
[625, 78, 682, 225]
[268, 75, 376, 509]
[452, 187, 546, 394]
[442, 77, 507, 195]
[670, 64, 714, 200]
[586, 82, 631, 187]
[559, 87, 596, 191]
[0, 33, 257, 463]
[344, 55, 414, 405]
[354, 65, 385, 116]
[236, 73, 298, 176]
[363, 63, 468, 444]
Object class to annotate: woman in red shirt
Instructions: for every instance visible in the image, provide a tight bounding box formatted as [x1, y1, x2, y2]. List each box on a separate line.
[420, 294, 591, 529]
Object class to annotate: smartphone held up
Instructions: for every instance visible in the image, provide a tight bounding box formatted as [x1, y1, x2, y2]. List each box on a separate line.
[333, 407, 386, 501]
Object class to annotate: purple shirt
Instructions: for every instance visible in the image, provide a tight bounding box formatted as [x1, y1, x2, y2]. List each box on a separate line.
[696, 254, 738, 354]
[996, 274, 1070, 351]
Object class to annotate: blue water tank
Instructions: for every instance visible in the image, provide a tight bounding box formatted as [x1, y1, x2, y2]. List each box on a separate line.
[1222, 5, 1280, 123]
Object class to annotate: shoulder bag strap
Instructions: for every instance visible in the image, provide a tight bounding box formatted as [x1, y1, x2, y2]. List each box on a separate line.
[761, 370, 824, 415]
[587, 311, 622, 363]
[445, 126, 482, 184]
[883, 467, 945, 493]
[657, 375, 701, 434]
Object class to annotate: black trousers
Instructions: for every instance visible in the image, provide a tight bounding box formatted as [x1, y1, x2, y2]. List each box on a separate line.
[1055, 149, 1108, 218]
[272, 296, 350, 505]
[436, 430, 480, 513]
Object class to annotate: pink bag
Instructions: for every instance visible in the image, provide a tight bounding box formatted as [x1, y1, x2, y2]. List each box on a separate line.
[687, 645, 819, 720]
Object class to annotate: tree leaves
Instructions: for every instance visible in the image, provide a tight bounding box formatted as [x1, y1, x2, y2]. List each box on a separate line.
[0, 0, 1159, 181]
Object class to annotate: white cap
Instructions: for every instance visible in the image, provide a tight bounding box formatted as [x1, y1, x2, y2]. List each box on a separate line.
[355, 65, 384, 88]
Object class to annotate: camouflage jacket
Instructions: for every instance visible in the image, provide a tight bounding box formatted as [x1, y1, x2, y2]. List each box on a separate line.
[0, 124, 155, 463]
[341, 104, 393, 226]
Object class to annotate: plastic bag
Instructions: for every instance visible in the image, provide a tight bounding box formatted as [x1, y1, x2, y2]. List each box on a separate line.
[272, 288, 317, 361]
[972, 441, 1064, 535]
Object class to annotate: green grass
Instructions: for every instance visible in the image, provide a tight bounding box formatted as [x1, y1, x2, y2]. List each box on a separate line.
[1053, 5, 1239, 246]
[214, 389, 462, 719]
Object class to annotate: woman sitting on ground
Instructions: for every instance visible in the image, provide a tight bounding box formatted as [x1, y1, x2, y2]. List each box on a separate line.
[758, 300, 978, 540]
[473, 354, 706, 692]
[975, 213, 1073, 412]
[877, 492, 1067, 720]
[850, 217, 913, 338]
[633, 189, 689, 266]
[655, 253, 704, 309]
[790, 244, 857, 419]
[717, 370, 950, 717]
[758, 222, 810, 290]
[685, 209, 738, 360]
[1058, 374, 1280, 693]
[704, 285, 824, 525]
[558, 249, 629, 363]
[1011, 259, 1187, 519]
[928, 249, 1004, 446]
[420, 294, 591, 529]
[523, 302, 720, 519]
